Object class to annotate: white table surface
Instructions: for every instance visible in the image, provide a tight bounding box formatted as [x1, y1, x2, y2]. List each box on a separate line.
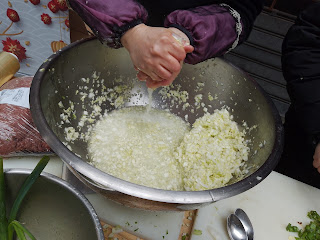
[193, 171, 320, 240]
[4, 156, 320, 240]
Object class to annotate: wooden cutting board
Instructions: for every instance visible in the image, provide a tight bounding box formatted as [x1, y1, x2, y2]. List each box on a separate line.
[101, 210, 197, 240]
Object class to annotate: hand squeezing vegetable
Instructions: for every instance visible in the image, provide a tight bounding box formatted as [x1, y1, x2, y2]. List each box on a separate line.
[121, 24, 194, 88]
[0, 156, 49, 240]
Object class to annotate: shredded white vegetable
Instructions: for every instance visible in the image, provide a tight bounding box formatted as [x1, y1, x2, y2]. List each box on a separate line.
[60, 72, 251, 191]
[88, 106, 190, 190]
[175, 108, 249, 191]
[88, 106, 249, 191]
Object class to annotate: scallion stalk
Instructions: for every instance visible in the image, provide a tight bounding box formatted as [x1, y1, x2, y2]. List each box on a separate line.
[8, 156, 50, 223]
[0, 157, 8, 240]
[0, 156, 50, 240]
[9, 221, 36, 240]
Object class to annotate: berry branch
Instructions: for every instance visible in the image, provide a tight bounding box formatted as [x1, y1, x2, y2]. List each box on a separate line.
[0, 9, 24, 36]
[0, 22, 24, 36]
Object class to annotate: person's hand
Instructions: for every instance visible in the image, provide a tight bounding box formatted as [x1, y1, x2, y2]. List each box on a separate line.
[313, 142, 320, 173]
[121, 24, 194, 88]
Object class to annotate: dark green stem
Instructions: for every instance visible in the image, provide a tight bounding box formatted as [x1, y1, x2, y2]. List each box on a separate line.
[8, 156, 50, 223]
[0, 157, 8, 240]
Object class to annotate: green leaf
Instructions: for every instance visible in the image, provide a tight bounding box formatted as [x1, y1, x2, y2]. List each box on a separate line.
[287, 211, 320, 240]
[193, 229, 202, 235]
[0, 157, 8, 239]
[8, 156, 50, 223]
[308, 211, 320, 222]
[286, 223, 300, 233]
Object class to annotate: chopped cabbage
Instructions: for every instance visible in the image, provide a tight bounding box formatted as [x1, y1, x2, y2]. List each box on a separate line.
[175, 108, 249, 191]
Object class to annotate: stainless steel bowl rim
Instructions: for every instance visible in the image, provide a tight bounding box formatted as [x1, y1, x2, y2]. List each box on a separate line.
[30, 37, 284, 204]
[4, 168, 105, 239]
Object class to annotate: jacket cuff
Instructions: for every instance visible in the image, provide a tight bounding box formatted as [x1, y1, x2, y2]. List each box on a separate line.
[112, 19, 144, 48]
[164, 4, 244, 64]
[219, 3, 243, 53]
[67, 0, 148, 48]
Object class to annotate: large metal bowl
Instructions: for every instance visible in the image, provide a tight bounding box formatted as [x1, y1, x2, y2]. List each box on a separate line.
[30, 37, 283, 211]
[4, 169, 104, 240]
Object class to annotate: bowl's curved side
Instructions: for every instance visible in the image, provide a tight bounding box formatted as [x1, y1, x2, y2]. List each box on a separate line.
[4, 169, 104, 240]
[30, 37, 284, 209]
[206, 59, 284, 202]
[29, 37, 220, 206]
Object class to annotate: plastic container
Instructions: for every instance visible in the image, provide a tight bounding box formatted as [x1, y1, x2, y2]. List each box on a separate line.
[0, 51, 20, 88]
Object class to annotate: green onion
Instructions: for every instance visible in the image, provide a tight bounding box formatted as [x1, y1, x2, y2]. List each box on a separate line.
[286, 223, 300, 233]
[0, 157, 8, 239]
[12, 224, 26, 240]
[286, 210, 320, 240]
[193, 229, 202, 235]
[308, 211, 320, 221]
[8, 156, 50, 223]
[181, 233, 189, 240]
[0, 156, 50, 240]
[9, 221, 36, 240]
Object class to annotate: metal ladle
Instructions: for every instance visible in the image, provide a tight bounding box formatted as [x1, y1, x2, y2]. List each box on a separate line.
[227, 214, 248, 240]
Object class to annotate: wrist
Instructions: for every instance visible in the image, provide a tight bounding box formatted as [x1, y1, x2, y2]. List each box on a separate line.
[121, 23, 147, 50]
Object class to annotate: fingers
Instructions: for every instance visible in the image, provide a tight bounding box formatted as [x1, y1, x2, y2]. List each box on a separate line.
[137, 69, 166, 82]
[146, 78, 173, 89]
[136, 55, 181, 82]
[137, 60, 181, 89]
[184, 45, 194, 54]
[127, 26, 192, 88]
[165, 38, 188, 62]
[145, 68, 180, 88]
[313, 143, 320, 173]
[157, 65, 173, 79]
[313, 160, 320, 173]
[136, 71, 149, 81]
[150, 38, 185, 72]
[137, 70, 175, 89]
[150, 31, 186, 62]
[313, 155, 320, 169]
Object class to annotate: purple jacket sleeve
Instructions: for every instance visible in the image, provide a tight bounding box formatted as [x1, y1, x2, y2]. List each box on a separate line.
[164, 4, 244, 64]
[68, 0, 148, 48]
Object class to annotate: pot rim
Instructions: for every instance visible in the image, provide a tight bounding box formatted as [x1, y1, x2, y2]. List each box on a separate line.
[30, 37, 284, 204]
[4, 168, 105, 240]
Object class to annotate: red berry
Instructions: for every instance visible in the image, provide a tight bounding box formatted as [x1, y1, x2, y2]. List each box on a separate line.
[6, 9, 20, 22]
[41, 13, 52, 25]
[53, 0, 68, 11]
[48, 0, 59, 13]
[29, 0, 40, 5]
[65, 19, 69, 28]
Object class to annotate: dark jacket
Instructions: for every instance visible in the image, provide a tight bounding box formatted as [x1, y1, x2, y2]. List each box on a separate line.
[68, 0, 264, 64]
[282, 1, 320, 145]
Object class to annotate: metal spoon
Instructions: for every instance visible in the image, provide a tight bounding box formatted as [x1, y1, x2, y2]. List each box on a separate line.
[235, 208, 254, 240]
[227, 214, 248, 240]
